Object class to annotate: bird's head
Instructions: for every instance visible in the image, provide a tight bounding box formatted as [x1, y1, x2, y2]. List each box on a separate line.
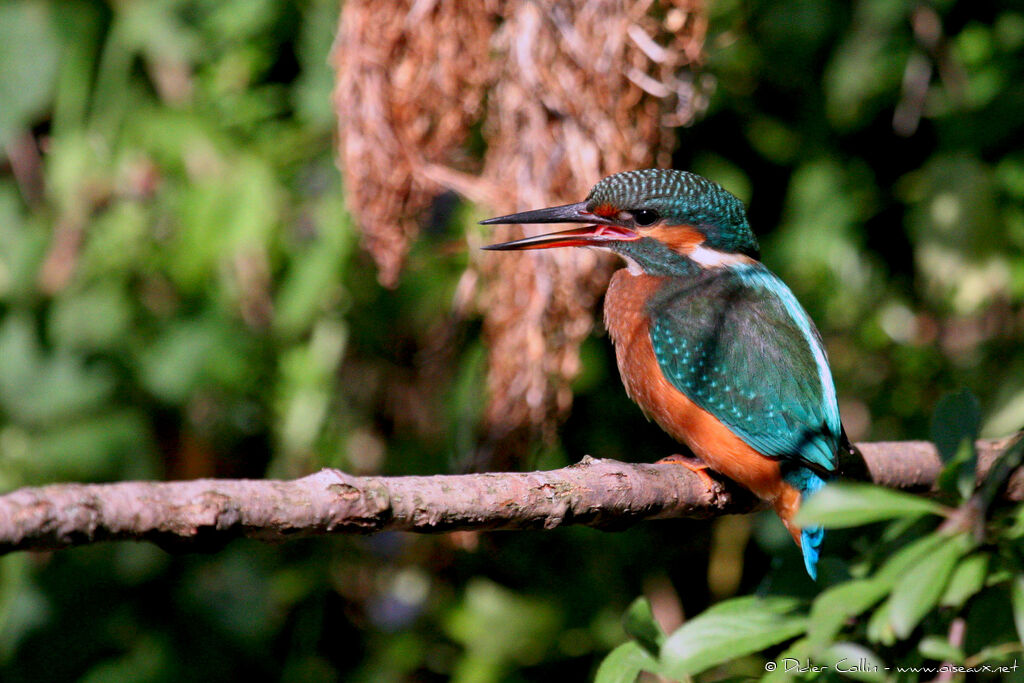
[481, 169, 759, 274]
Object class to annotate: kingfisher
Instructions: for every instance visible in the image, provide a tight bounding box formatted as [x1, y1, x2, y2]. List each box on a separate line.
[481, 169, 847, 579]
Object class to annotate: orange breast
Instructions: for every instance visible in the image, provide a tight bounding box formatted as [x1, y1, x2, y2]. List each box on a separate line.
[604, 269, 791, 507]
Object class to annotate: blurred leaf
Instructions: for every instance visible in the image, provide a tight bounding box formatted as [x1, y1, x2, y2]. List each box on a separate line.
[292, 0, 340, 128]
[76, 202, 149, 281]
[763, 636, 811, 683]
[866, 599, 895, 646]
[169, 156, 280, 292]
[745, 116, 800, 166]
[660, 597, 806, 677]
[889, 533, 972, 638]
[768, 159, 879, 326]
[137, 315, 255, 403]
[936, 439, 980, 501]
[984, 388, 1024, 439]
[595, 642, 661, 683]
[1012, 573, 1024, 646]
[79, 636, 167, 683]
[874, 533, 949, 588]
[903, 154, 1004, 313]
[1007, 504, 1024, 540]
[964, 585, 1019, 658]
[30, 410, 152, 481]
[932, 390, 983, 462]
[0, 1, 59, 147]
[622, 597, 664, 655]
[818, 642, 887, 682]
[118, 1, 198, 64]
[822, 0, 907, 130]
[44, 132, 110, 217]
[975, 436, 1024, 510]
[445, 579, 560, 669]
[273, 205, 354, 338]
[808, 579, 888, 646]
[182, 547, 278, 645]
[795, 482, 946, 528]
[918, 635, 965, 665]
[446, 341, 488, 465]
[275, 319, 347, 459]
[0, 186, 48, 301]
[0, 554, 48, 661]
[206, 0, 280, 42]
[50, 0, 105, 135]
[89, 5, 137, 133]
[0, 314, 116, 424]
[49, 282, 133, 352]
[138, 320, 219, 402]
[941, 553, 990, 608]
[932, 389, 981, 499]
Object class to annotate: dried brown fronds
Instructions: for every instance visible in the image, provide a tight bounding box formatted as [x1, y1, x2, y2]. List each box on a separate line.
[475, 1, 707, 466]
[333, 0, 498, 287]
[333, 0, 709, 467]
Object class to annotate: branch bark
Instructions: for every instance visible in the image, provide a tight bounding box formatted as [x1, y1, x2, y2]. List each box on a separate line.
[0, 437, 1020, 555]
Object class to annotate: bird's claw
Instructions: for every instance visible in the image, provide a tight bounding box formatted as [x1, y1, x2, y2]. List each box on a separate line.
[656, 454, 722, 496]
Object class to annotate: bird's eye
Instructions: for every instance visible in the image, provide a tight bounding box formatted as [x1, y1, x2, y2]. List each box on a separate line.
[630, 209, 660, 226]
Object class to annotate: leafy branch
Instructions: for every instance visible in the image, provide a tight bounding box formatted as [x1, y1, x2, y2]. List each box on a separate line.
[597, 413, 1024, 683]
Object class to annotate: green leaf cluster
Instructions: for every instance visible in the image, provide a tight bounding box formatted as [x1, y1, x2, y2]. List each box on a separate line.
[601, 394, 1024, 681]
[1, 0, 1023, 681]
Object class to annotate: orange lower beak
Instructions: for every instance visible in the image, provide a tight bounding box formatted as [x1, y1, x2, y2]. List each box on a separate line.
[481, 224, 639, 250]
[480, 201, 638, 250]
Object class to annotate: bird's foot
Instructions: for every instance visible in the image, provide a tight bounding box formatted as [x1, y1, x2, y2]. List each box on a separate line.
[656, 454, 721, 494]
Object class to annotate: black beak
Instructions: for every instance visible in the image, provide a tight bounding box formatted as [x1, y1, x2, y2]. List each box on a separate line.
[479, 201, 638, 251]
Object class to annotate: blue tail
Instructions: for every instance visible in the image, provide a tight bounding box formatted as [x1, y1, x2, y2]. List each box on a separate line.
[786, 468, 828, 580]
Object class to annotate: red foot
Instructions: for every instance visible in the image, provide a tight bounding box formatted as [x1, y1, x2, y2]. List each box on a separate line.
[656, 454, 720, 493]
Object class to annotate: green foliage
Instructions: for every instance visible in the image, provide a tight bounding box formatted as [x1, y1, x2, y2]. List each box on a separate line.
[445, 579, 562, 682]
[796, 483, 948, 528]
[0, 0, 357, 493]
[0, 0, 1022, 681]
[0, 2, 60, 148]
[595, 641, 662, 683]
[601, 402, 1024, 681]
[660, 597, 808, 678]
[622, 596, 666, 655]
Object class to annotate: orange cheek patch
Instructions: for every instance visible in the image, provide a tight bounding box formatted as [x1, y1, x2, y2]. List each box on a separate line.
[644, 225, 705, 254]
[592, 203, 618, 218]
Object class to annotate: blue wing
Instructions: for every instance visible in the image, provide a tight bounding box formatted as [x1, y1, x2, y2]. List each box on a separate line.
[647, 264, 841, 473]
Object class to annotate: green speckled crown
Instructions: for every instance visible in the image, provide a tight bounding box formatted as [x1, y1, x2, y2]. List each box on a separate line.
[586, 169, 759, 257]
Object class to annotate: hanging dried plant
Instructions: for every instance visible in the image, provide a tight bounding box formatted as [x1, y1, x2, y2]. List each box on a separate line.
[474, 0, 707, 466]
[333, 0, 498, 287]
[333, 0, 708, 468]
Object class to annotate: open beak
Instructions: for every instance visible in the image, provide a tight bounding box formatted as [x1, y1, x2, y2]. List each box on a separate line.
[480, 201, 639, 250]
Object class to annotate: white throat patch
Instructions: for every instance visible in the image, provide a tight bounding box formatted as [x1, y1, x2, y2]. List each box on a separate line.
[688, 245, 755, 268]
[619, 253, 644, 275]
[590, 246, 644, 275]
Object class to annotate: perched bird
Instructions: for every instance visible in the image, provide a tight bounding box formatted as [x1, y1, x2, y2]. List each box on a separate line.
[481, 169, 847, 579]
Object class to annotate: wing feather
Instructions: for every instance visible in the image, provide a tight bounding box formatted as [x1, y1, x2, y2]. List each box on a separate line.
[648, 265, 840, 473]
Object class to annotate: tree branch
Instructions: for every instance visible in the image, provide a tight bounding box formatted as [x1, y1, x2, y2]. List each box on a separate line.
[0, 437, 1020, 554]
